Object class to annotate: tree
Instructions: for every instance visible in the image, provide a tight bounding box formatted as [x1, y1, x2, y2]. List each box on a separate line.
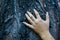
[0, 0, 60, 40]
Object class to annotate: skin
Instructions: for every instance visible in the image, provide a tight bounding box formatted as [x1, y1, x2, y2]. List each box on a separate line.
[23, 9, 55, 40]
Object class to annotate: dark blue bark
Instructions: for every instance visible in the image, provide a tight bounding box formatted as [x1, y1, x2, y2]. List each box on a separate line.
[0, 0, 60, 40]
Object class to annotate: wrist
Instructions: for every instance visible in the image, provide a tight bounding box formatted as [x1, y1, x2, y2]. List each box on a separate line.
[38, 30, 49, 35]
[39, 31, 50, 37]
[38, 31, 55, 40]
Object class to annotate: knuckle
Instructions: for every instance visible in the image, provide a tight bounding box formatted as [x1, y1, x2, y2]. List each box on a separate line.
[36, 13, 38, 15]
[30, 16, 32, 18]
[35, 19, 39, 23]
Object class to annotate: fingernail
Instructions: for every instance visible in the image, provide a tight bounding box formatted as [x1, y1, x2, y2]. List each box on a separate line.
[46, 12, 48, 15]
[22, 22, 24, 24]
[27, 11, 30, 15]
[33, 9, 35, 11]
[25, 14, 26, 15]
[27, 11, 29, 13]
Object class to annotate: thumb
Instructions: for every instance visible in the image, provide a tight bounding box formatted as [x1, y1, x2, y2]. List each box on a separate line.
[46, 12, 49, 21]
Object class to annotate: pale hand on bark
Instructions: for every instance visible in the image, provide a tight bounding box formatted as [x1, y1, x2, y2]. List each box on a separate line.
[23, 9, 49, 34]
[23, 9, 55, 40]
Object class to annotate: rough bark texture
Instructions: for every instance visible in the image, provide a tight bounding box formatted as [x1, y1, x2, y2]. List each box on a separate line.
[0, 0, 60, 40]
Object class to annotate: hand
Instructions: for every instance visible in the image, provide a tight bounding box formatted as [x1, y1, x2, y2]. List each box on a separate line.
[23, 9, 55, 40]
[23, 9, 49, 34]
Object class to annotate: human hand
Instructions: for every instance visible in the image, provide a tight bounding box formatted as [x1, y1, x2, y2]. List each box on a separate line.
[23, 9, 49, 34]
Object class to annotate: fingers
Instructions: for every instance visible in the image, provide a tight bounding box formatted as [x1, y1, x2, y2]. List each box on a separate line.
[23, 22, 34, 29]
[27, 11, 36, 21]
[46, 12, 49, 21]
[33, 9, 41, 19]
[25, 14, 35, 24]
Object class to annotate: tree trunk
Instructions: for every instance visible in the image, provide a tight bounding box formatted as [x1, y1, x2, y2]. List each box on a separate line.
[0, 0, 60, 40]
